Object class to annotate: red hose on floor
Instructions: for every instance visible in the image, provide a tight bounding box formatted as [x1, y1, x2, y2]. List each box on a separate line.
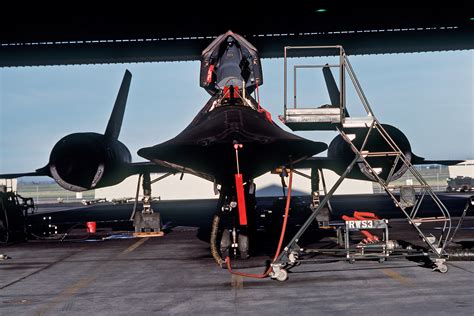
[225, 169, 293, 278]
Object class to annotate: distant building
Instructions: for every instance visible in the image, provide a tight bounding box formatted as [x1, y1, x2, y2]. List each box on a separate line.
[448, 160, 474, 178]
[0, 179, 17, 192]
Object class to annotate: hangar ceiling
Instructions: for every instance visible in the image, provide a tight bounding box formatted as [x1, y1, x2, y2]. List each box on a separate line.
[1, 5, 473, 66]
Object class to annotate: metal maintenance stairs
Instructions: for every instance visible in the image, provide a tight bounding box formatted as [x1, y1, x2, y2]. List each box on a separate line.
[273, 46, 452, 276]
[337, 122, 451, 257]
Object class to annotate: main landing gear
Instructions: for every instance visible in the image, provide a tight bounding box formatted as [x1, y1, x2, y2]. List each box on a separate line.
[130, 172, 174, 235]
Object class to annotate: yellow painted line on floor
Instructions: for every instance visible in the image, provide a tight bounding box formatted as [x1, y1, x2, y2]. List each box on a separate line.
[381, 269, 413, 285]
[231, 274, 244, 290]
[36, 276, 96, 316]
[36, 237, 149, 315]
[121, 237, 150, 254]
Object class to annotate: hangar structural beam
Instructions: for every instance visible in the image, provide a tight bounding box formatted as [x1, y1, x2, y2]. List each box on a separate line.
[1, 7, 473, 67]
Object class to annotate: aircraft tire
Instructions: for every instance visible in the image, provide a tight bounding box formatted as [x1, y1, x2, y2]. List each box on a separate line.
[238, 233, 249, 259]
[220, 229, 231, 258]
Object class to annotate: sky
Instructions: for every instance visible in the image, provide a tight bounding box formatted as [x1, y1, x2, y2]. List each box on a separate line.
[0, 50, 473, 175]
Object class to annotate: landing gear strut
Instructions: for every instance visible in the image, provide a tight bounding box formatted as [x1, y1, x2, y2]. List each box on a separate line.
[131, 172, 172, 234]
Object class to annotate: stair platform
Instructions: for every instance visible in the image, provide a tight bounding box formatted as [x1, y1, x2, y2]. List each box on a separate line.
[342, 116, 374, 128]
[284, 107, 342, 131]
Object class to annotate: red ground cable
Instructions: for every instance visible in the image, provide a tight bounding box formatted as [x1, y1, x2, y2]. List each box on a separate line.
[225, 170, 293, 278]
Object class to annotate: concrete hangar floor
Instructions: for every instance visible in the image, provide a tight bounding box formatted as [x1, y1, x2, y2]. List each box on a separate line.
[1, 222, 473, 315]
[0, 193, 473, 315]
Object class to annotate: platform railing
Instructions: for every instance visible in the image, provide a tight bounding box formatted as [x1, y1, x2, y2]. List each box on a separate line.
[284, 45, 346, 124]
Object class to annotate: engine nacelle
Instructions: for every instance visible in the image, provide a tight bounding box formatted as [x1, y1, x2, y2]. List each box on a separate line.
[328, 124, 412, 182]
[49, 132, 132, 191]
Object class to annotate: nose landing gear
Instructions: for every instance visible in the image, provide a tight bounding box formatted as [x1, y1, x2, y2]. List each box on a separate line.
[211, 184, 255, 265]
[218, 197, 250, 260]
[219, 228, 249, 259]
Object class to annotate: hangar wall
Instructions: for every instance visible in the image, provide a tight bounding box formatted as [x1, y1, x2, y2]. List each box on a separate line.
[0, 179, 17, 192]
[95, 169, 373, 201]
[449, 160, 474, 178]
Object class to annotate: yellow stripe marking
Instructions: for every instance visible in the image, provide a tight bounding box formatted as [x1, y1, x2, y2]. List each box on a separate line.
[121, 237, 149, 254]
[36, 276, 95, 315]
[381, 269, 413, 285]
[36, 237, 150, 315]
[231, 274, 244, 289]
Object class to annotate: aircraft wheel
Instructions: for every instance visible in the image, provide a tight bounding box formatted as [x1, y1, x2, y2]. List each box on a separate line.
[220, 230, 231, 258]
[238, 233, 249, 259]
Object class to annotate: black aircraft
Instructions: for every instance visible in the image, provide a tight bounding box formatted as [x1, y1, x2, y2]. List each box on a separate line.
[138, 33, 326, 186]
[0, 70, 172, 192]
[137, 31, 328, 257]
[0, 31, 328, 258]
[0, 30, 462, 259]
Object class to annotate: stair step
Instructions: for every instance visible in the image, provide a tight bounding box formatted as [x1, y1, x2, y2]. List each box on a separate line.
[342, 116, 374, 128]
[411, 217, 450, 224]
[386, 184, 431, 189]
[284, 108, 342, 131]
[361, 151, 400, 157]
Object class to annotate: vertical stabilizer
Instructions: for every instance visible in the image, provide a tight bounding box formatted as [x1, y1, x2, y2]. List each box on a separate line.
[322, 65, 340, 107]
[105, 70, 132, 139]
[322, 65, 349, 117]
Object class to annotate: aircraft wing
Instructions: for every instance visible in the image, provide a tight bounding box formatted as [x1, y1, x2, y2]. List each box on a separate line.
[0, 162, 177, 180]
[294, 157, 343, 170]
[141, 160, 215, 182]
[0, 165, 50, 179]
[125, 162, 177, 176]
[0, 171, 46, 179]
[295, 155, 465, 172]
[411, 153, 465, 166]
[127, 161, 215, 182]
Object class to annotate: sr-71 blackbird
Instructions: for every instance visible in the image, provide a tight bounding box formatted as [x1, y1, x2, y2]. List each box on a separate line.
[0, 31, 462, 259]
